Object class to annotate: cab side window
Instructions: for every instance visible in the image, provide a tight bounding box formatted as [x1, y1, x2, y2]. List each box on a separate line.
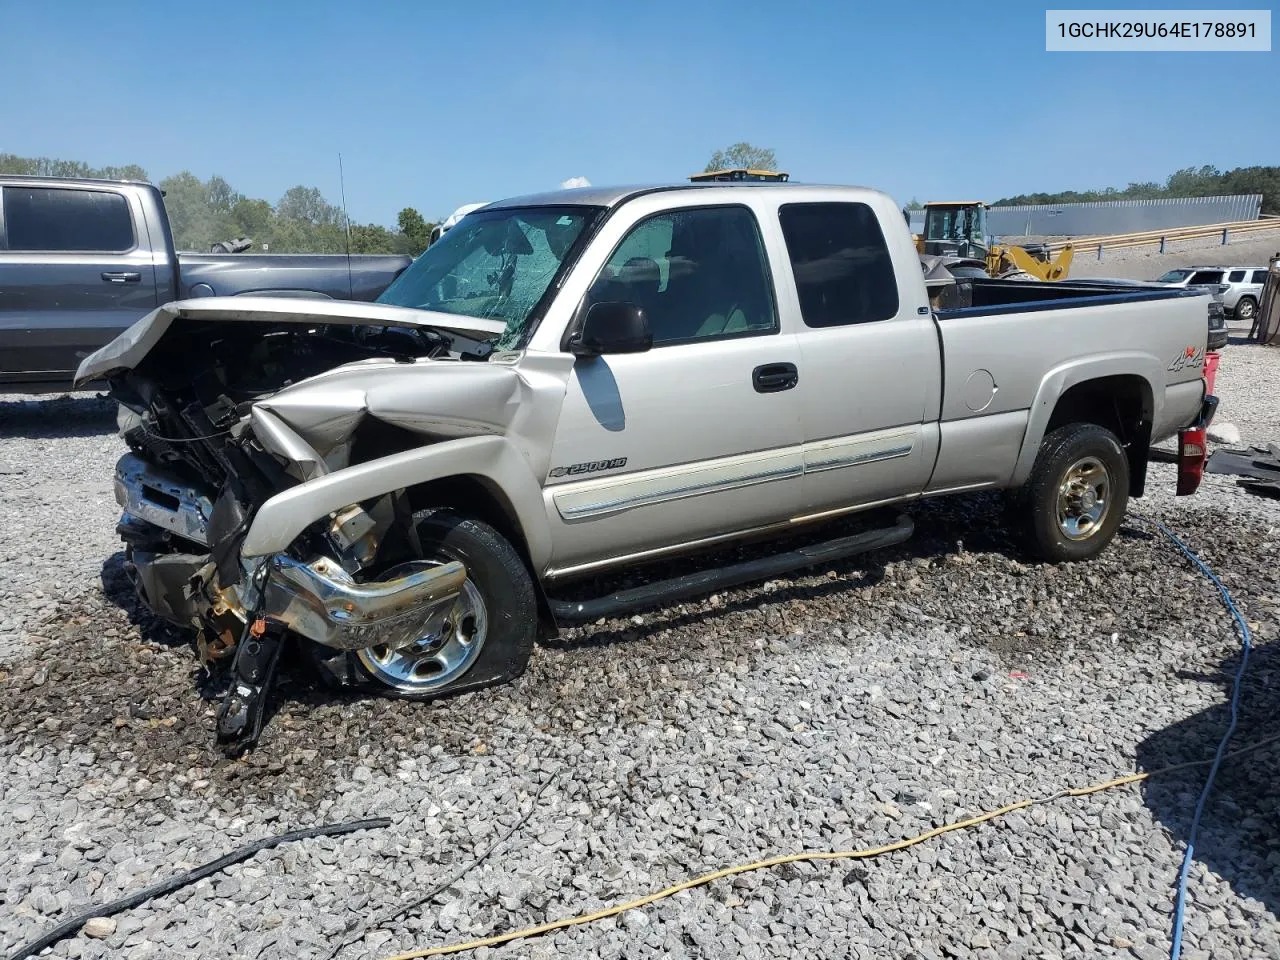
[778, 202, 899, 327]
[3, 186, 134, 252]
[585, 206, 777, 346]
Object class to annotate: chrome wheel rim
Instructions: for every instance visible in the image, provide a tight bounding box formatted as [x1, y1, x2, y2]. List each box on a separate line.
[1057, 456, 1111, 541]
[356, 571, 488, 694]
[1238, 299, 1255, 321]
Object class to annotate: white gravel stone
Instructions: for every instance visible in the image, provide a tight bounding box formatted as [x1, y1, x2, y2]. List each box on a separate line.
[1208, 422, 1242, 445]
[82, 917, 116, 939]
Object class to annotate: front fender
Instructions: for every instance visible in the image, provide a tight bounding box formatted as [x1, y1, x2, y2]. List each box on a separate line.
[1010, 352, 1163, 487]
[240, 435, 552, 570]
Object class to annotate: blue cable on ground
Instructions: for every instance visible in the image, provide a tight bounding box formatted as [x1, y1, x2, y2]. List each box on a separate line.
[1148, 519, 1254, 960]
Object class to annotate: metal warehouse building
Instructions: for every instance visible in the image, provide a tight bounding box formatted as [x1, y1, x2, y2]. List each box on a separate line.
[907, 194, 1263, 238]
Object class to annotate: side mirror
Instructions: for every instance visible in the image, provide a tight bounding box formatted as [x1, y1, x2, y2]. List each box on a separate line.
[570, 302, 652, 357]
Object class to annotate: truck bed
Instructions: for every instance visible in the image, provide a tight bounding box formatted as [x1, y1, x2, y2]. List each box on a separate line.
[924, 277, 1210, 497]
[934, 278, 1203, 318]
[177, 252, 412, 302]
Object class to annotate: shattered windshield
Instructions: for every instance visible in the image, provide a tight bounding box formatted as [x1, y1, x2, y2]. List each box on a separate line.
[377, 206, 601, 350]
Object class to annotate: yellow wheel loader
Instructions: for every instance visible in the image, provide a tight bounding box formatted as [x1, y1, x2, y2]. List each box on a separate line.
[912, 201, 1074, 281]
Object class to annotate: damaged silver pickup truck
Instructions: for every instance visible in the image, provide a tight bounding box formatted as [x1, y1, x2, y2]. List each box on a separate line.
[77, 182, 1216, 750]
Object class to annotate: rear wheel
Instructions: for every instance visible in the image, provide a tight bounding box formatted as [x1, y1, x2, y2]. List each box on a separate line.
[347, 509, 537, 700]
[1011, 423, 1130, 563]
[1235, 296, 1257, 324]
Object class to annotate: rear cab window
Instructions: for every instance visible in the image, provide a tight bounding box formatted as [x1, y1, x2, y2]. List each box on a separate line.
[777, 202, 899, 327]
[2, 186, 134, 252]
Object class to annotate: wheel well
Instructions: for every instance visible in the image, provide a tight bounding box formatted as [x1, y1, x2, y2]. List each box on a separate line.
[347, 423, 534, 570]
[404, 474, 559, 638]
[343, 423, 559, 633]
[404, 475, 526, 556]
[1046, 375, 1153, 496]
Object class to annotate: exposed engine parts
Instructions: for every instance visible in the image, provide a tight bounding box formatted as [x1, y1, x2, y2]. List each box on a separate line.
[105, 316, 466, 752]
[115, 449, 474, 750]
[215, 617, 289, 751]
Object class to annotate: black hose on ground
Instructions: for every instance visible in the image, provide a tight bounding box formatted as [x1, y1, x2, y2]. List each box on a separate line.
[7, 817, 392, 960]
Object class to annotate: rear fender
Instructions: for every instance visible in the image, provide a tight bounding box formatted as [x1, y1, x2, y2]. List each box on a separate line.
[1010, 353, 1163, 487]
[240, 435, 553, 572]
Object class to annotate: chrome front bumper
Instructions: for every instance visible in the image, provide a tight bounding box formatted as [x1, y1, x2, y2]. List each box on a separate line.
[116, 453, 467, 653]
[261, 555, 467, 652]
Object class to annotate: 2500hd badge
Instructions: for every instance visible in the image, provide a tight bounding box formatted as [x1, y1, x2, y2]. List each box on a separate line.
[548, 457, 628, 478]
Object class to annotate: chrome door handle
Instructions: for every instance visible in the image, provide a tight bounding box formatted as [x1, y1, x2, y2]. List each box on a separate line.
[101, 272, 141, 283]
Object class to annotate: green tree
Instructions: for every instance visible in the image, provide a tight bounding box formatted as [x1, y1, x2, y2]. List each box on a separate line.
[348, 222, 395, 253]
[0, 153, 41, 175]
[1122, 181, 1163, 199]
[1221, 166, 1280, 215]
[277, 185, 341, 226]
[704, 142, 778, 173]
[0, 153, 149, 181]
[994, 163, 1279, 214]
[227, 197, 274, 244]
[159, 171, 219, 250]
[205, 175, 241, 213]
[98, 163, 149, 181]
[1164, 165, 1222, 197]
[397, 207, 434, 256]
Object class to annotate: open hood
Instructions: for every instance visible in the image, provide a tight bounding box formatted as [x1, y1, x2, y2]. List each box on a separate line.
[75, 296, 507, 385]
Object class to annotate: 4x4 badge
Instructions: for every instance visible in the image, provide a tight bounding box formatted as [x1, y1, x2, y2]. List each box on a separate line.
[1168, 346, 1205, 372]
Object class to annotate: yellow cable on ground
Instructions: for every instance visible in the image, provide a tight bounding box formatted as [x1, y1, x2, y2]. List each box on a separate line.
[383, 733, 1280, 960]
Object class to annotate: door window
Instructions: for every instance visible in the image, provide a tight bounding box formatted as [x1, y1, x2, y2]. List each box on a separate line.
[586, 205, 777, 346]
[778, 202, 899, 327]
[1188, 270, 1224, 284]
[1228, 270, 1246, 282]
[1253, 270, 1270, 284]
[3, 186, 134, 252]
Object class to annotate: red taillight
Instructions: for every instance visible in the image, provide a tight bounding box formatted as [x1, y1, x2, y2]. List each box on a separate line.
[1177, 426, 1207, 496]
[1204, 352, 1220, 395]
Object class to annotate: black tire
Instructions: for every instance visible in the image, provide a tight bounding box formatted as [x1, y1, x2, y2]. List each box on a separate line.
[1010, 423, 1130, 563]
[346, 508, 537, 700]
[1234, 296, 1257, 324]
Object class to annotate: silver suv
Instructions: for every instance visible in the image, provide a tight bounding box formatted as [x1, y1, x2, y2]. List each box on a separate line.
[1154, 266, 1268, 323]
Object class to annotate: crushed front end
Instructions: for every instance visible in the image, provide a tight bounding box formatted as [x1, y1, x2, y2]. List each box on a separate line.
[94, 304, 480, 751]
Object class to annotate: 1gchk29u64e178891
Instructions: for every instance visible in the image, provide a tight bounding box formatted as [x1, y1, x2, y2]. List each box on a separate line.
[76, 180, 1217, 749]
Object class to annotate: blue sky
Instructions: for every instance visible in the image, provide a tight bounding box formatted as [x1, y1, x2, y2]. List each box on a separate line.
[3, 0, 1276, 226]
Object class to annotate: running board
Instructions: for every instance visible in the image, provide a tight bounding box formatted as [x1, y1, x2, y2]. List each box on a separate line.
[548, 513, 914, 624]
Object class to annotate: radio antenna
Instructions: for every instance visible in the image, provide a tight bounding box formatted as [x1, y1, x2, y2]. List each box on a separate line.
[338, 153, 353, 298]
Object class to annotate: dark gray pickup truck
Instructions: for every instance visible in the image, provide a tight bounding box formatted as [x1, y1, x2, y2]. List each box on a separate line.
[0, 176, 412, 392]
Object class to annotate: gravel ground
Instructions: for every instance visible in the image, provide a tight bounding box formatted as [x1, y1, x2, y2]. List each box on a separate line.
[2, 341, 1279, 960]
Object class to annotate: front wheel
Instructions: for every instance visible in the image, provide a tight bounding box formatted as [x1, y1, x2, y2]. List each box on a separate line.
[1234, 296, 1257, 324]
[345, 508, 537, 700]
[1010, 423, 1130, 563]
